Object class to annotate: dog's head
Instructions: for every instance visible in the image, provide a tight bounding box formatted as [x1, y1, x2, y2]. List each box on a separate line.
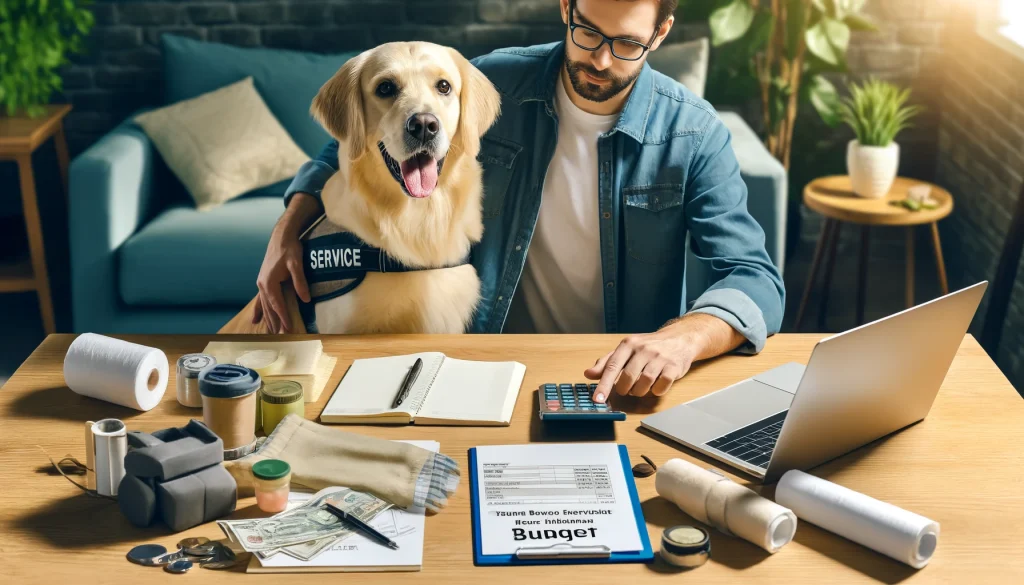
[312, 42, 500, 199]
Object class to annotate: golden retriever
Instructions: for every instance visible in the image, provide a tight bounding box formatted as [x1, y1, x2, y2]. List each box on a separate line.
[221, 42, 500, 334]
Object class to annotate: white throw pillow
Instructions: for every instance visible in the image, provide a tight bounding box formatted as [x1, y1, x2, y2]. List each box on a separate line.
[647, 38, 710, 99]
[135, 77, 310, 211]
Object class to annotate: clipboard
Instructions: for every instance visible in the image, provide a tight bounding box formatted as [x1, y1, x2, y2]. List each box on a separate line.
[468, 445, 654, 566]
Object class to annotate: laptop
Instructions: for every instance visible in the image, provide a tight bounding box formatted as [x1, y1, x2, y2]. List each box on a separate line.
[641, 281, 988, 483]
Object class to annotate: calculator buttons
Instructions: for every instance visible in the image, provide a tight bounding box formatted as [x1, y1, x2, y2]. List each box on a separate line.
[539, 383, 626, 421]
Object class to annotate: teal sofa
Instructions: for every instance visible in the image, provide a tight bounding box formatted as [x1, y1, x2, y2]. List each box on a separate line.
[69, 36, 786, 334]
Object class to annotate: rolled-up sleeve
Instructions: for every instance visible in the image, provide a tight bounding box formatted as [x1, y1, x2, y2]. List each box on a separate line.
[283, 140, 340, 207]
[684, 117, 785, 353]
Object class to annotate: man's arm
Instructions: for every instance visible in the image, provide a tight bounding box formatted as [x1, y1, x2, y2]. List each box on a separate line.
[586, 118, 785, 402]
[254, 140, 339, 332]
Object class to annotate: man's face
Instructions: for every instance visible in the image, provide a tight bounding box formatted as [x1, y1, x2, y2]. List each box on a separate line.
[561, 0, 666, 103]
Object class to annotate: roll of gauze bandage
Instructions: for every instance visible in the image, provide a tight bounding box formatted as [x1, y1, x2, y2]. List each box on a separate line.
[64, 333, 168, 411]
[776, 470, 939, 569]
[655, 458, 797, 553]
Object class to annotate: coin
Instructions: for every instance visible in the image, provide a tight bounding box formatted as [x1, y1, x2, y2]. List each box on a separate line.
[126, 544, 168, 566]
[177, 537, 210, 552]
[164, 559, 193, 574]
[200, 544, 241, 570]
[178, 536, 216, 557]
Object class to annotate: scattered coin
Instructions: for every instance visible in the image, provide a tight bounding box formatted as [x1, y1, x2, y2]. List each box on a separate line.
[200, 543, 241, 570]
[177, 536, 212, 555]
[164, 559, 193, 574]
[126, 544, 168, 566]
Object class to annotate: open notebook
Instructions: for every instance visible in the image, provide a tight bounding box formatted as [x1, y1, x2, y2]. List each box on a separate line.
[320, 352, 526, 425]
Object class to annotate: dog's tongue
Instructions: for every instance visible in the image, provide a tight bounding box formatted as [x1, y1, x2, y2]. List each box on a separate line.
[400, 153, 438, 198]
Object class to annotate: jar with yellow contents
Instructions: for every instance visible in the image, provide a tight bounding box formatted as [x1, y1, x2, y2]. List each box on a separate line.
[259, 380, 305, 435]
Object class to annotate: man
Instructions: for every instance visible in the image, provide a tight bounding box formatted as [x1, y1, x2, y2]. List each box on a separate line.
[254, 0, 785, 403]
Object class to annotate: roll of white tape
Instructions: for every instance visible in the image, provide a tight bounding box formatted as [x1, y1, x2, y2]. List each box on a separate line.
[91, 418, 127, 497]
[63, 333, 169, 411]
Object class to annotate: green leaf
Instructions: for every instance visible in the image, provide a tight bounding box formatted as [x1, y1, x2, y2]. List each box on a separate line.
[710, 0, 756, 47]
[807, 75, 842, 126]
[784, 0, 808, 59]
[805, 17, 850, 67]
[747, 9, 776, 55]
[844, 13, 878, 32]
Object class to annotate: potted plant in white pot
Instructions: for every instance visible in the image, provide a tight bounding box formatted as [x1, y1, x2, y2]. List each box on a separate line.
[840, 79, 923, 198]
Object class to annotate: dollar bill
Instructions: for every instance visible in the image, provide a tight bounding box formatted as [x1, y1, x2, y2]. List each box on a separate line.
[218, 486, 391, 554]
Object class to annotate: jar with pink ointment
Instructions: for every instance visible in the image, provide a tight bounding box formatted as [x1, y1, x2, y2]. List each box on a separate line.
[252, 459, 291, 514]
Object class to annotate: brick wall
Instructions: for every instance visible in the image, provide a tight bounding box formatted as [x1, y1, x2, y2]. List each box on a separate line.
[57, 0, 713, 155]
[935, 0, 1024, 390]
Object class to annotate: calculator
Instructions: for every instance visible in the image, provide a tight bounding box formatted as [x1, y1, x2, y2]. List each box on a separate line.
[538, 383, 627, 421]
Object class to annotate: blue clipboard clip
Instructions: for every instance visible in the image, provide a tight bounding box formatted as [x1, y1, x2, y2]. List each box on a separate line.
[515, 543, 612, 560]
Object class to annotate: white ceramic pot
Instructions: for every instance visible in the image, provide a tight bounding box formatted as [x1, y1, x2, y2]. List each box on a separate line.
[847, 140, 900, 199]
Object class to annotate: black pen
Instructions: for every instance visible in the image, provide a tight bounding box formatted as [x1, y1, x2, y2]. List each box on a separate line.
[391, 357, 423, 409]
[324, 502, 400, 550]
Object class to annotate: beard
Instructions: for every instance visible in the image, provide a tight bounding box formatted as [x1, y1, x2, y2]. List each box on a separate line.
[564, 57, 642, 103]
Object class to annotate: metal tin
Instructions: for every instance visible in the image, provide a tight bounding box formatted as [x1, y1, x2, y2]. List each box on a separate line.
[176, 354, 216, 408]
[222, 439, 258, 461]
[260, 380, 305, 436]
[660, 525, 710, 568]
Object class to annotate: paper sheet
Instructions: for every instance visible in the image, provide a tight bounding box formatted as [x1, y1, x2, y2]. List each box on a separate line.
[474, 443, 643, 556]
[254, 440, 435, 570]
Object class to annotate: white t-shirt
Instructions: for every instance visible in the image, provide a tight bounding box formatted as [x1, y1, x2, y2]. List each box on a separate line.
[517, 78, 618, 333]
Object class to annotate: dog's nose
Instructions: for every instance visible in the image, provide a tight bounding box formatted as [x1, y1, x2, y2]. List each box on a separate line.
[406, 113, 439, 143]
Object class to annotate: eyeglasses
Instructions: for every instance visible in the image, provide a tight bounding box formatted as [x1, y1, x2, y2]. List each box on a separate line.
[568, 0, 657, 62]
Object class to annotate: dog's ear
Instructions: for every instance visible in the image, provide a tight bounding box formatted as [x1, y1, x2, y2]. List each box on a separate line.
[311, 53, 367, 158]
[449, 48, 501, 158]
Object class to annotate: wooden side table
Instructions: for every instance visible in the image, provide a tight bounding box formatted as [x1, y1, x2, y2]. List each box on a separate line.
[0, 104, 72, 334]
[795, 175, 953, 331]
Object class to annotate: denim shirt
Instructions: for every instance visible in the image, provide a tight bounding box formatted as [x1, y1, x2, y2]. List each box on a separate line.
[285, 42, 784, 352]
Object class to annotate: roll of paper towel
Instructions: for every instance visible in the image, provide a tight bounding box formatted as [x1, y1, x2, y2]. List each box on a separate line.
[64, 333, 169, 411]
[776, 470, 939, 569]
[655, 458, 797, 553]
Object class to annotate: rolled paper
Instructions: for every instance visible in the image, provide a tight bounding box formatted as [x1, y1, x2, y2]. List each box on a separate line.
[655, 458, 797, 553]
[64, 333, 168, 411]
[775, 470, 939, 569]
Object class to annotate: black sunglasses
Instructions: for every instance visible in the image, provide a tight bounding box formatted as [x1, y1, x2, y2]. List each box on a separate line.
[567, 0, 658, 62]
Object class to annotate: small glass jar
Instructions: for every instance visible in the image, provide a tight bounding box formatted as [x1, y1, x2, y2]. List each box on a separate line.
[252, 459, 291, 514]
[260, 380, 305, 436]
[660, 525, 710, 568]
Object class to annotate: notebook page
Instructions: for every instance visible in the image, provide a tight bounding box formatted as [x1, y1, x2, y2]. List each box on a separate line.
[415, 357, 525, 423]
[321, 352, 444, 417]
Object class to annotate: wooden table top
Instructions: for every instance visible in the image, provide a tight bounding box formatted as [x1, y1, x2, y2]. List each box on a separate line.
[0, 104, 72, 155]
[804, 176, 954, 226]
[2, 333, 1022, 584]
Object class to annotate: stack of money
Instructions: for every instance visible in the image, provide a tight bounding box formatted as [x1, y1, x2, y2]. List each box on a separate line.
[218, 487, 392, 562]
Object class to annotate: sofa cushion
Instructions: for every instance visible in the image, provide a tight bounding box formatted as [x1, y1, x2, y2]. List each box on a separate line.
[135, 77, 310, 211]
[647, 38, 709, 99]
[119, 197, 283, 307]
[161, 34, 356, 157]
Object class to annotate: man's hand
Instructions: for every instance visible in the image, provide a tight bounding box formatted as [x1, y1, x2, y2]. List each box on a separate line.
[584, 313, 746, 402]
[254, 193, 323, 332]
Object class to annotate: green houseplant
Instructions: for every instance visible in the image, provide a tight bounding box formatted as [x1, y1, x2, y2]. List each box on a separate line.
[840, 78, 923, 198]
[708, 0, 877, 170]
[0, 0, 95, 118]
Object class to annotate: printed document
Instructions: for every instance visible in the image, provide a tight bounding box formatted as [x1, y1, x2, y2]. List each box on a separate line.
[474, 443, 643, 555]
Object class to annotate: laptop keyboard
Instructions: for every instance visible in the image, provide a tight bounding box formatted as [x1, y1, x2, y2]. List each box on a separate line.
[704, 410, 789, 469]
